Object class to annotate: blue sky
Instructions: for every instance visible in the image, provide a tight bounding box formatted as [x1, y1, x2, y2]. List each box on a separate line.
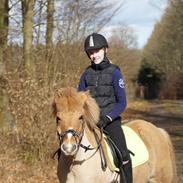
[101, 0, 168, 48]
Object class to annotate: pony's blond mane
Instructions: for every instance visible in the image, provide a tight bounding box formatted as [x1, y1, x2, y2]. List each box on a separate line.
[52, 87, 100, 129]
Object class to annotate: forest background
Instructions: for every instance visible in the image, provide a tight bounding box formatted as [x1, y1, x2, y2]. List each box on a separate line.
[0, 0, 182, 182]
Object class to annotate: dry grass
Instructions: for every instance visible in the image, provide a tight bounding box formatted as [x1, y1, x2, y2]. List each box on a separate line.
[0, 130, 58, 183]
[0, 73, 60, 183]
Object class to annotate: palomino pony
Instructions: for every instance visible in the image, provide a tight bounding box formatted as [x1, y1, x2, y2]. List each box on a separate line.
[52, 87, 177, 183]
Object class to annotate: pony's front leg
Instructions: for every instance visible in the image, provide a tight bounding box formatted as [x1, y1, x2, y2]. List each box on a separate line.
[57, 169, 75, 183]
[57, 155, 75, 183]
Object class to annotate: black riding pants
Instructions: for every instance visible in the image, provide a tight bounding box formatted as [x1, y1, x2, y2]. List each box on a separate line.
[104, 117, 130, 161]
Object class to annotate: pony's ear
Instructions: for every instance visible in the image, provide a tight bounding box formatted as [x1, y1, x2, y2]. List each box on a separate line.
[52, 89, 63, 117]
[52, 100, 57, 117]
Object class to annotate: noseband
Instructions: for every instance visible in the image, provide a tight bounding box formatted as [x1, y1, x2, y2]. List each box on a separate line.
[57, 120, 96, 152]
[58, 118, 85, 144]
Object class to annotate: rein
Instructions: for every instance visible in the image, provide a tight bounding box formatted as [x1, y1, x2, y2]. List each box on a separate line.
[80, 127, 107, 171]
[80, 127, 102, 152]
[93, 127, 107, 171]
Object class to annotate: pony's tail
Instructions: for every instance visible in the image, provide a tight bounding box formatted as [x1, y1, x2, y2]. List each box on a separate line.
[160, 129, 178, 183]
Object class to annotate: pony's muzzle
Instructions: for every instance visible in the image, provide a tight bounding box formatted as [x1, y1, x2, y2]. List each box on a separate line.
[61, 143, 78, 155]
[58, 128, 83, 156]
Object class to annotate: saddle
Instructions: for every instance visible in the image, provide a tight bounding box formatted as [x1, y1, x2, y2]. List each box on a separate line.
[103, 125, 149, 172]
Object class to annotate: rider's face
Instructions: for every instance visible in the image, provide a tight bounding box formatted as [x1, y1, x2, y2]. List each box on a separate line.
[88, 48, 106, 64]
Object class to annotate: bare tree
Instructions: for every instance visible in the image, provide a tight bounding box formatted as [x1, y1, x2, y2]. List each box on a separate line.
[34, 0, 45, 45]
[46, 0, 54, 50]
[21, 0, 35, 76]
[55, 0, 123, 42]
[0, 0, 9, 50]
[109, 24, 138, 48]
[0, 0, 13, 127]
[44, 0, 54, 87]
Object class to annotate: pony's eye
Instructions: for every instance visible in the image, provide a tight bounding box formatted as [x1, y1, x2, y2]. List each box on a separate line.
[79, 115, 83, 121]
[56, 116, 61, 124]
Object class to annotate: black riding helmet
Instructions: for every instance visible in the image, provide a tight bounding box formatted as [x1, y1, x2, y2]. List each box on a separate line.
[84, 33, 108, 53]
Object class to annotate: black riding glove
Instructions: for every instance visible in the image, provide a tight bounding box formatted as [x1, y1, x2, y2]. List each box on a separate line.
[97, 116, 111, 128]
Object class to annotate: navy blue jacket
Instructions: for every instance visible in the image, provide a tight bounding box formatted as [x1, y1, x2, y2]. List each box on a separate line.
[78, 61, 127, 121]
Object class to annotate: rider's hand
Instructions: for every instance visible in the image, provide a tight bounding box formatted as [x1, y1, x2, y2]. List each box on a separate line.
[97, 116, 111, 128]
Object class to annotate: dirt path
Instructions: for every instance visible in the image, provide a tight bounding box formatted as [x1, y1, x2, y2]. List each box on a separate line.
[125, 100, 183, 183]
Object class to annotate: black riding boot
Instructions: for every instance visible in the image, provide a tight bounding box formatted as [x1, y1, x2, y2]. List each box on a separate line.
[122, 158, 133, 183]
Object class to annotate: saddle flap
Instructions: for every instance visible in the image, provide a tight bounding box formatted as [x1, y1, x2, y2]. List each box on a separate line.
[103, 125, 149, 172]
[123, 125, 149, 168]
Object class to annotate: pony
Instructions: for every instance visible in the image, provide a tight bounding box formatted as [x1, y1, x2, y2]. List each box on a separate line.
[52, 87, 177, 183]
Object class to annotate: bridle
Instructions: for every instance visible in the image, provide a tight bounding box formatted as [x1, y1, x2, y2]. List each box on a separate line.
[58, 128, 84, 144]
[57, 121, 85, 148]
[57, 119, 97, 152]
[54, 119, 107, 171]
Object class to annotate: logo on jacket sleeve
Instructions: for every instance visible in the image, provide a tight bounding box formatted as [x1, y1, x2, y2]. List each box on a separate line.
[119, 78, 125, 88]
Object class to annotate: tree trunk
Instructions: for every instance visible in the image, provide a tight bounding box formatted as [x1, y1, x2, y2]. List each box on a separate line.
[36, 0, 44, 46]
[21, 0, 35, 77]
[0, 0, 8, 51]
[45, 0, 54, 88]
[0, 0, 12, 127]
[46, 0, 54, 51]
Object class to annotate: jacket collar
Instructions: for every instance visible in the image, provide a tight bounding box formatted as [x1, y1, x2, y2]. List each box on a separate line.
[91, 57, 110, 70]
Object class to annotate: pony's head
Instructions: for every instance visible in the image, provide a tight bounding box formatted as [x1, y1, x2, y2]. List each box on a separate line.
[52, 87, 100, 156]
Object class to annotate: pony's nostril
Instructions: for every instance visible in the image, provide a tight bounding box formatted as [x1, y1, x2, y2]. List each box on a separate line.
[62, 144, 67, 151]
[72, 144, 77, 151]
